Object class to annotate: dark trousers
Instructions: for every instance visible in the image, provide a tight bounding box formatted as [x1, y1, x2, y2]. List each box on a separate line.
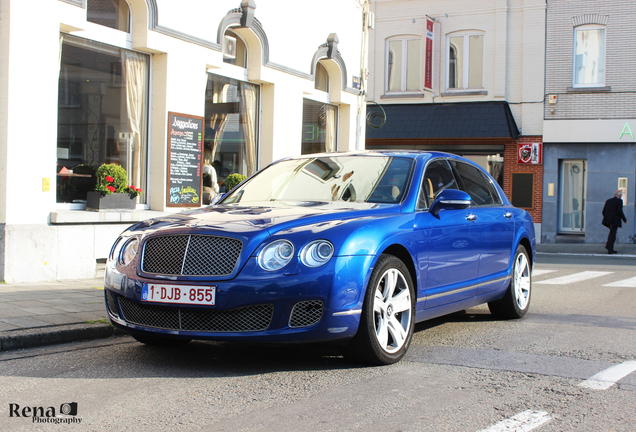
[606, 224, 619, 251]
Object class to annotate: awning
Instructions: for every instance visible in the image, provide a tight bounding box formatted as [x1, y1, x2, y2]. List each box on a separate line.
[365, 101, 519, 140]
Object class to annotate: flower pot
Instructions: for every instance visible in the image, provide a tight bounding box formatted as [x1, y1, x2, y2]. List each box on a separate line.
[86, 191, 136, 211]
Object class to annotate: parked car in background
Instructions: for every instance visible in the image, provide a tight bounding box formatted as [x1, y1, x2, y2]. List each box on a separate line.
[104, 151, 535, 365]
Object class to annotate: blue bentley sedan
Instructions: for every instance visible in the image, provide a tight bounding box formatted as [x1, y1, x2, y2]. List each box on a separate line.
[104, 151, 535, 365]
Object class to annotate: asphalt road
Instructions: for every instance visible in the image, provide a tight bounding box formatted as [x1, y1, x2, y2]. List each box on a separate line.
[1, 257, 635, 431]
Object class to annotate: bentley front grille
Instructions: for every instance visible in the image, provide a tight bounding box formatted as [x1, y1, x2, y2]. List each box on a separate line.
[142, 234, 242, 276]
[117, 296, 274, 333]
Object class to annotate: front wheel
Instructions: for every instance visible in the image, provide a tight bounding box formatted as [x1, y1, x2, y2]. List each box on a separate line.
[340, 254, 416, 365]
[488, 244, 532, 319]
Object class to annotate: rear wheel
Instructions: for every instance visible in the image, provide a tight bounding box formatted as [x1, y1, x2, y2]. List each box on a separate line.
[488, 244, 531, 319]
[131, 333, 192, 347]
[340, 254, 415, 365]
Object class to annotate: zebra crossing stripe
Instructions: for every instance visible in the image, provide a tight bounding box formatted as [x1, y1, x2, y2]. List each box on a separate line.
[578, 361, 636, 390]
[535, 271, 613, 285]
[532, 269, 557, 277]
[603, 276, 636, 287]
[475, 410, 551, 432]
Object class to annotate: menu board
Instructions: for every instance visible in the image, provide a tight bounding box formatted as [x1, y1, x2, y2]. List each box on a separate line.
[166, 112, 203, 207]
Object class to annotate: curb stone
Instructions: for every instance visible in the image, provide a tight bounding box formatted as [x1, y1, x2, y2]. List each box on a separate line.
[0, 323, 119, 352]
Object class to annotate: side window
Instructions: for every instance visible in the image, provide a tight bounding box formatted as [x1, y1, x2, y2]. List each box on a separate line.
[450, 161, 499, 206]
[418, 159, 458, 209]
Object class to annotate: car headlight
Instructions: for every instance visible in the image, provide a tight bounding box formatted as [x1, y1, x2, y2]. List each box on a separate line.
[108, 237, 124, 268]
[120, 237, 139, 266]
[258, 240, 294, 271]
[300, 240, 334, 268]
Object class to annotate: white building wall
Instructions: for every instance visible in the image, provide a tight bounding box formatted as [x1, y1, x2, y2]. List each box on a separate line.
[367, 0, 546, 136]
[0, 0, 368, 282]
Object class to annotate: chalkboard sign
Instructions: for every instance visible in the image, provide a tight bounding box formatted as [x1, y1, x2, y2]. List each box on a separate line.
[166, 112, 204, 207]
[511, 172, 534, 209]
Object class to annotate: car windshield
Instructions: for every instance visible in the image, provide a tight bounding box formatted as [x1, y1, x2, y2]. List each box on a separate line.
[222, 155, 414, 204]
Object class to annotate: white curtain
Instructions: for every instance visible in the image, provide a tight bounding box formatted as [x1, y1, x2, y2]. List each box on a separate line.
[210, 83, 229, 164]
[124, 51, 148, 192]
[324, 104, 337, 153]
[240, 82, 258, 175]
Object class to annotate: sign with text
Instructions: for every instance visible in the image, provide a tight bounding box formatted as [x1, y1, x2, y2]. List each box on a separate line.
[425, 18, 434, 90]
[518, 142, 542, 165]
[167, 112, 203, 207]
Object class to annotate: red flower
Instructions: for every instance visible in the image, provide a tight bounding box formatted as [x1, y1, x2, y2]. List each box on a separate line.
[136, 188, 142, 192]
[105, 175, 114, 183]
[107, 185, 116, 192]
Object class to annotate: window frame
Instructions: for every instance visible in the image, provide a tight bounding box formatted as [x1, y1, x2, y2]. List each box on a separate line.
[445, 32, 484, 91]
[572, 24, 606, 88]
[86, 0, 132, 34]
[385, 36, 422, 94]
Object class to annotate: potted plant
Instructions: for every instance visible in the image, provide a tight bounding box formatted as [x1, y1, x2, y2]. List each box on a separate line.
[86, 164, 142, 211]
[223, 173, 247, 192]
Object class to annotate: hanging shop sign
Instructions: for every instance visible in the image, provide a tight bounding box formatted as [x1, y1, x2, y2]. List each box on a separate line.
[166, 112, 203, 207]
[425, 18, 434, 90]
[518, 142, 542, 165]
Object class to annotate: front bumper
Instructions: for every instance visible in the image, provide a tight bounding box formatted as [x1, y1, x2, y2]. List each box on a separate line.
[104, 255, 374, 343]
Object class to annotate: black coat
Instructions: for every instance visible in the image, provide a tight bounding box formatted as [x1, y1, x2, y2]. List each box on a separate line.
[602, 196, 627, 228]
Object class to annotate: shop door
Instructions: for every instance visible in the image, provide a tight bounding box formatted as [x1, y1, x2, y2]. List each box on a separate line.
[560, 160, 587, 233]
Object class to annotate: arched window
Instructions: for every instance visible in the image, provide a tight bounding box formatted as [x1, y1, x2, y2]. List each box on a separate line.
[223, 29, 247, 68]
[315, 62, 329, 92]
[573, 24, 605, 87]
[87, 0, 130, 33]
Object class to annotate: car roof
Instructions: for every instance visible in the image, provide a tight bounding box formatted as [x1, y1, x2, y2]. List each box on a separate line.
[277, 150, 464, 162]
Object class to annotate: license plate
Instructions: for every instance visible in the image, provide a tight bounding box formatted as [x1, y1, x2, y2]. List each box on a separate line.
[142, 283, 216, 306]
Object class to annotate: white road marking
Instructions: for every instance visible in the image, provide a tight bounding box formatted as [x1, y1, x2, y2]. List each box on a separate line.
[534, 271, 613, 285]
[475, 410, 551, 432]
[603, 276, 636, 287]
[578, 360, 636, 390]
[532, 269, 557, 277]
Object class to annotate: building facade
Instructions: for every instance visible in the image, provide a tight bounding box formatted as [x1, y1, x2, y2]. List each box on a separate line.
[543, 0, 635, 244]
[364, 0, 545, 237]
[0, 0, 370, 282]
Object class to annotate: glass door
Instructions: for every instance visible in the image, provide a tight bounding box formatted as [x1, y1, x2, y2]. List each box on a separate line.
[560, 160, 587, 233]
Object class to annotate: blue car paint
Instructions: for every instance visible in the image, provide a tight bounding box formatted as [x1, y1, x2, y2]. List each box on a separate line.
[104, 151, 535, 344]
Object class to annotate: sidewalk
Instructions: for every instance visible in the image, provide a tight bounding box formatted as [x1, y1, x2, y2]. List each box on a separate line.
[1, 242, 635, 352]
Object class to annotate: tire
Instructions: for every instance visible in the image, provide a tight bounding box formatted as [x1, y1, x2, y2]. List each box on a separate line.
[131, 333, 192, 347]
[340, 254, 416, 365]
[488, 244, 532, 319]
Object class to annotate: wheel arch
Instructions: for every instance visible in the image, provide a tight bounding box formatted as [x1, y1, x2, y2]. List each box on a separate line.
[518, 236, 533, 270]
[380, 244, 418, 289]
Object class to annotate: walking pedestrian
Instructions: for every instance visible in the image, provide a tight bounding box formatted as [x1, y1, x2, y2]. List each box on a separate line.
[602, 190, 627, 254]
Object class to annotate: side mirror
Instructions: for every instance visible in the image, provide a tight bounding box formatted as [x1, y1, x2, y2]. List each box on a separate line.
[430, 189, 472, 217]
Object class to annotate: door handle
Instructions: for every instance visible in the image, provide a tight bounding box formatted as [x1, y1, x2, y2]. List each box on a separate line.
[466, 214, 477, 222]
[504, 212, 513, 219]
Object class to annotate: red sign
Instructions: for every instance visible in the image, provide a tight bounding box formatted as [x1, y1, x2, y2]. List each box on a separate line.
[425, 19, 434, 89]
[518, 143, 542, 164]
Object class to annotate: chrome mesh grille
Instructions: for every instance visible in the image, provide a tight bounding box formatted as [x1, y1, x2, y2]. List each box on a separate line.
[117, 296, 273, 332]
[142, 235, 242, 276]
[289, 300, 324, 328]
[106, 290, 119, 318]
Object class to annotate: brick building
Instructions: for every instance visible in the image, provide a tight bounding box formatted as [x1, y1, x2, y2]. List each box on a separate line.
[543, 0, 635, 244]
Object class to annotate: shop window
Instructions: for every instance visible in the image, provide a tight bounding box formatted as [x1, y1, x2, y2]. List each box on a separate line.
[87, 0, 131, 33]
[223, 29, 247, 68]
[386, 37, 421, 93]
[204, 74, 259, 192]
[573, 25, 605, 87]
[447, 33, 484, 90]
[301, 99, 338, 155]
[315, 62, 329, 92]
[57, 35, 149, 205]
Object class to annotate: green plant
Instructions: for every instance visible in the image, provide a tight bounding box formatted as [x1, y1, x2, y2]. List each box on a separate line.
[224, 173, 247, 191]
[94, 164, 142, 198]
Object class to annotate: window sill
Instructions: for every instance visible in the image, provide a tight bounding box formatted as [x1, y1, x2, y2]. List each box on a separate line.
[50, 209, 171, 225]
[567, 86, 611, 92]
[380, 93, 426, 99]
[441, 90, 488, 97]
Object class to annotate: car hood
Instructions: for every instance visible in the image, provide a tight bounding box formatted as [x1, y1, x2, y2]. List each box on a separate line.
[128, 201, 399, 238]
